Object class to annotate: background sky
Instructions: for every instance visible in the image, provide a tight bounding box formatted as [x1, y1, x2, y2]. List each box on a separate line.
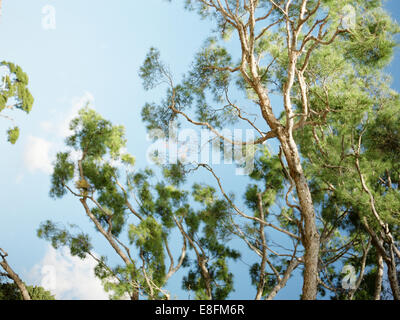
[0, 0, 399, 300]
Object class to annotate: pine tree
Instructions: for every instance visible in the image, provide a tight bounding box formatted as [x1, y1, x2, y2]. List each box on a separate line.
[139, 0, 399, 299]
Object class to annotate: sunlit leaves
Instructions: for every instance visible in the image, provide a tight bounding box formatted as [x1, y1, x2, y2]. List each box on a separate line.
[0, 61, 34, 143]
[6, 127, 19, 145]
[66, 107, 127, 160]
[344, 7, 400, 68]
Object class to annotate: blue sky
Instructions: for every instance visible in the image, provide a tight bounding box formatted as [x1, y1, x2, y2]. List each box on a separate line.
[0, 0, 400, 300]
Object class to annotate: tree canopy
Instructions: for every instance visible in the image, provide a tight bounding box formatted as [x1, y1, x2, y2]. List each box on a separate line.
[1, 0, 400, 301]
[138, 0, 400, 299]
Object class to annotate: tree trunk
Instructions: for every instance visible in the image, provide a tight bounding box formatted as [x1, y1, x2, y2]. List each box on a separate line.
[374, 252, 384, 300]
[387, 246, 400, 300]
[131, 291, 139, 300]
[280, 135, 320, 300]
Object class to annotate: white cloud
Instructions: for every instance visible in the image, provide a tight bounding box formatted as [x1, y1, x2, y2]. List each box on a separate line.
[24, 135, 53, 175]
[29, 246, 109, 300]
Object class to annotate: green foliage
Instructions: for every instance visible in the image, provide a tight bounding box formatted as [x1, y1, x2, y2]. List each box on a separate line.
[41, 0, 400, 300]
[139, 47, 170, 91]
[129, 216, 165, 265]
[0, 282, 55, 300]
[43, 107, 241, 299]
[162, 163, 187, 186]
[0, 61, 34, 143]
[180, 184, 240, 300]
[249, 262, 279, 297]
[344, 7, 400, 68]
[50, 152, 75, 198]
[37, 221, 92, 259]
[290, 2, 400, 299]
[149, 0, 400, 300]
[66, 107, 127, 160]
[6, 126, 19, 145]
[139, 38, 239, 136]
